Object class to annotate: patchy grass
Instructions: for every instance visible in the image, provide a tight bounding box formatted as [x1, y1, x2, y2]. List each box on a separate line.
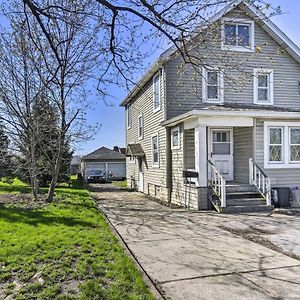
[0, 178, 31, 194]
[0, 179, 154, 299]
[112, 180, 128, 189]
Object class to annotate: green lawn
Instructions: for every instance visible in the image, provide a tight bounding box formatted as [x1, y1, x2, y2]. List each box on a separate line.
[112, 181, 128, 190]
[0, 179, 154, 299]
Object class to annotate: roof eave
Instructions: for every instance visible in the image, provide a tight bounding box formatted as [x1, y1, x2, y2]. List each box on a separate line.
[162, 109, 300, 127]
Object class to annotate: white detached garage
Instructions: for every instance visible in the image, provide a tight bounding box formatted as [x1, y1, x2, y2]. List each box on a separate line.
[81, 147, 126, 181]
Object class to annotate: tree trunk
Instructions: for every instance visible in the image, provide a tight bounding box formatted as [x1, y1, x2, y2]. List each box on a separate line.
[46, 149, 62, 202]
[29, 136, 39, 200]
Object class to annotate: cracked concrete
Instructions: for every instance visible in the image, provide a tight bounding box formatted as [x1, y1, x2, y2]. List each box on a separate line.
[90, 183, 300, 300]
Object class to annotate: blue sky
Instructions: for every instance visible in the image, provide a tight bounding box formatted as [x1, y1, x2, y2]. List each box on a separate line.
[77, 0, 300, 156]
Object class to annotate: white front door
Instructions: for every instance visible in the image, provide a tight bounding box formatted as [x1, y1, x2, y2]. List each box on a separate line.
[138, 159, 144, 192]
[209, 128, 234, 181]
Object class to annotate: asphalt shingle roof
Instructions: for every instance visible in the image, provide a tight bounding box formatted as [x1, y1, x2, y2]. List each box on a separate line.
[81, 147, 126, 161]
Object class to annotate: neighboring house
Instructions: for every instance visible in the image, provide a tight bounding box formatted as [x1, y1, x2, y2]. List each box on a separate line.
[81, 147, 126, 181]
[121, 0, 300, 212]
[70, 155, 81, 175]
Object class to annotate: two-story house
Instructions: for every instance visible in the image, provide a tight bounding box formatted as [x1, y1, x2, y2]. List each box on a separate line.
[121, 0, 300, 212]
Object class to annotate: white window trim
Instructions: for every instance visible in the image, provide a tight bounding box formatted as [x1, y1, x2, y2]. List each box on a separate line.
[171, 126, 181, 150]
[253, 68, 274, 105]
[153, 72, 161, 113]
[264, 122, 300, 169]
[138, 113, 143, 140]
[202, 67, 224, 103]
[221, 18, 255, 52]
[127, 105, 132, 129]
[151, 132, 160, 168]
[289, 127, 300, 164]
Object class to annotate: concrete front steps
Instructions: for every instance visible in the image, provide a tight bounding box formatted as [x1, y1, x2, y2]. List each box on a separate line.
[212, 184, 274, 213]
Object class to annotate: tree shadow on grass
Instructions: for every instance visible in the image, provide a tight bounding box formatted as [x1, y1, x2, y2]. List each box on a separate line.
[0, 205, 97, 228]
[0, 184, 31, 194]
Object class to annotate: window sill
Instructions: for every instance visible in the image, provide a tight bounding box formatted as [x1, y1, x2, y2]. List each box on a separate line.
[203, 99, 224, 104]
[171, 146, 181, 150]
[264, 163, 300, 169]
[153, 107, 161, 114]
[152, 163, 160, 168]
[221, 45, 254, 52]
[254, 101, 274, 106]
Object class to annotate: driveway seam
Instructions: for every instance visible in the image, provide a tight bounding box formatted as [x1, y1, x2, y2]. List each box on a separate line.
[159, 264, 300, 284]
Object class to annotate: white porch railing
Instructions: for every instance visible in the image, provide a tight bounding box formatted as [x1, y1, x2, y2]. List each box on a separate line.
[207, 160, 226, 208]
[249, 158, 271, 206]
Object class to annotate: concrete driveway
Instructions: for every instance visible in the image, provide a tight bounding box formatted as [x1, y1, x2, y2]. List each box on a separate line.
[90, 183, 300, 300]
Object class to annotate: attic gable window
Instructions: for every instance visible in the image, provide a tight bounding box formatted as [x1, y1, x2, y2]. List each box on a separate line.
[222, 18, 254, 52]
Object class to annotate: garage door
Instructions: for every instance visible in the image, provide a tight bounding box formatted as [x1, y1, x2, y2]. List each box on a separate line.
[85, 162, 106, 180]
[107, 163, 126, 179]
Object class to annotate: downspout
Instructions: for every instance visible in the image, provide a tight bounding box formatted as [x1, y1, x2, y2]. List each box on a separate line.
[161, 64, 172, 203]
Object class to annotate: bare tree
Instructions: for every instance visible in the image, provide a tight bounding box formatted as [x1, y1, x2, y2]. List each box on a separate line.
[0, 1, 99, 201]
[0, 21, 46, 198]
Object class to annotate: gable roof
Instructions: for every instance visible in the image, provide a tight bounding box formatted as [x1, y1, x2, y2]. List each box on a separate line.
[81, 147, 126, 161]
[120, 0, 300, 107]
[71, 155, 81, 165]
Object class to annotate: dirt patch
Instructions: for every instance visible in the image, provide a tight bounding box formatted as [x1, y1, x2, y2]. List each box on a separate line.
[221, 225, 300, 261]
[0, 194, 49, 209]
[60, 280, 82, 296]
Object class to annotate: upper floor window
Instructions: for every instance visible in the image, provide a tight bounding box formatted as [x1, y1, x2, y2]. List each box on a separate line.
[171, 127, 180, 150]
[222, 19, 254, 52]
[138, 114, 143, 140]
[153, 73, 161, 112]
[202, 67, 224, 103]
[151, 133, 159, 167]
[127, 104, 132, 129]
[253, 69, 274, 105]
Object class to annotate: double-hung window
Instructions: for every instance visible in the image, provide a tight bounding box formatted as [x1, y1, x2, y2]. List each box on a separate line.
[171, 127, 180, 150]
[153, 73, 160, 112]
[151, 134, 159, 167]
[222, 19, 254, 51]
[254, 69, 274, 105]
[264, 122, 300, 168]
[138, 114, 143, 140]
[202, 67, 224, 103]
[127, 104, 132, 129]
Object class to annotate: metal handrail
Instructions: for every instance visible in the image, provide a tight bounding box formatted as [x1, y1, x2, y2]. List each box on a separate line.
[249, 158, 271, 205]
[207, 160, 226, 208]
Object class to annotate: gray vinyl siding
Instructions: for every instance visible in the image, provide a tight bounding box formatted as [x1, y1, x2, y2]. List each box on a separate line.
[165, 7, 300, 119]
[255, 119, 300, 187]
[126, 68, 167, 193]
[184, 129, 195, 169]
[171, 126, 199, 209]
[234, 127, 253, 184]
